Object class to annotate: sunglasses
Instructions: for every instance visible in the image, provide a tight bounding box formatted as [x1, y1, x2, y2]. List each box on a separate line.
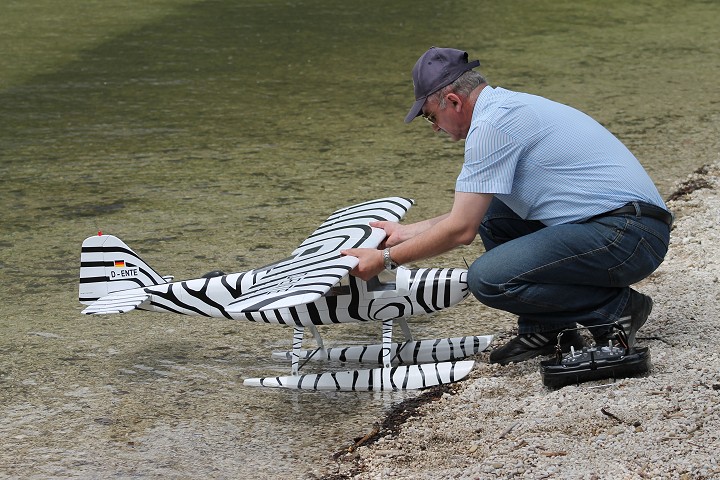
[421, 111, 437, 125]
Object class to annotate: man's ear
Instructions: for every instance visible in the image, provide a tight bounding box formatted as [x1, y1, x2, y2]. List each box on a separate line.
[446, 92, 462, 112]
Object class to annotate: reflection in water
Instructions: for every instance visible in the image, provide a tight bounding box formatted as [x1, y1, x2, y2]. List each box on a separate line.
[1, 0, 718, 477]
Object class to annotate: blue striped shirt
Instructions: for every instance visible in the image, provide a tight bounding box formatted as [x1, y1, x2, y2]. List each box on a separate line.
[456, 86, 665, 225]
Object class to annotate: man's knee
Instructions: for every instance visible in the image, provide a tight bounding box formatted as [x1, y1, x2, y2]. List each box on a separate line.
[467, 258, 505, 307]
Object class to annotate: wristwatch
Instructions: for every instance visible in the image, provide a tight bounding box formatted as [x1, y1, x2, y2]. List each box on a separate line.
[383, 248, 398, 271]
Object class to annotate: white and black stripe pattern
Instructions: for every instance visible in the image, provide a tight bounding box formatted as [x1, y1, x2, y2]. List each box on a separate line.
[517, 332, 554, 349]
[79, 234, 167, 304]
[82, 263, 469, 327]
[243, 360, 475, 391]
[232, 267, 468, 326]
[80, 197, 470, 327]
[79, 292, 150, 315]
[227, 197, 414, 313]
[407, 268, 469, 314]
[77, 197, 489, 391]
[271, 335, 494, 364]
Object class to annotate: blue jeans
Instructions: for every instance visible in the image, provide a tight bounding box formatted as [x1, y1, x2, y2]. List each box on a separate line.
[467, 198, 671, 334]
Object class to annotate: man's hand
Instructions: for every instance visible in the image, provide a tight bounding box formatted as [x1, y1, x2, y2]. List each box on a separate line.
[341, 247, 384, 281]
[343, 191, 492, 281]
[370, 221, 406, 247]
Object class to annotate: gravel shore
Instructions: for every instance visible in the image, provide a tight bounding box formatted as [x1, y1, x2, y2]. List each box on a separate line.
[325, 162, 720, 479]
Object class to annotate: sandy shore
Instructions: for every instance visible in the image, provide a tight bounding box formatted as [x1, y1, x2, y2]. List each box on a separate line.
[324, 162, 720, 479]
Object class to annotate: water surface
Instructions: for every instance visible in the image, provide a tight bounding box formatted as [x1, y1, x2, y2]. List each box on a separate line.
[1, 0, 718, 477]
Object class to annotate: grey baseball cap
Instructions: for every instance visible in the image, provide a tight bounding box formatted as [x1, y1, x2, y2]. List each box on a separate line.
[405, 47, 481, 123]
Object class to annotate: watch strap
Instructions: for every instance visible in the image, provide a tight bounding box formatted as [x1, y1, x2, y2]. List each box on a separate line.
[383, 248, 398, 271]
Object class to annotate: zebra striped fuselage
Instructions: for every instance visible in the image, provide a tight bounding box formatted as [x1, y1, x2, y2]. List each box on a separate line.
[139, 266, 468, 326]
[79, 197, 470, 326]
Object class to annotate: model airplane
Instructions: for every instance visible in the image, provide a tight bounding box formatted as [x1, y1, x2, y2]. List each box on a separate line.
[78, 197, 493, 391]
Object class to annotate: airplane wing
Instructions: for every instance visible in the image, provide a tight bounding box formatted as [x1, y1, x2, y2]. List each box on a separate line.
[226, 196, 414, 313]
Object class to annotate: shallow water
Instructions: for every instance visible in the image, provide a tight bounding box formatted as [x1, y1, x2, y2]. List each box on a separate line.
[1, 0, 719, 477]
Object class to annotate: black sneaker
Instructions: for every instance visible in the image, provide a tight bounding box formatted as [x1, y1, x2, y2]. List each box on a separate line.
[489, 328, 585, 365]
[593, 290, 653, 349]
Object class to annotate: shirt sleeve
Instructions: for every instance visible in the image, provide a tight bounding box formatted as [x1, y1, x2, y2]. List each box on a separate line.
[456, 122, 524, 195]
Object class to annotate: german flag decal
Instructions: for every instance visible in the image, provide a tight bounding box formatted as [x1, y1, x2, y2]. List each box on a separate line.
[114, 260, 126, 268]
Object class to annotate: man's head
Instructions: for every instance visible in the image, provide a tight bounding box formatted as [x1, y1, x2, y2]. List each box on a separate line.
[405, 47, 481, 123]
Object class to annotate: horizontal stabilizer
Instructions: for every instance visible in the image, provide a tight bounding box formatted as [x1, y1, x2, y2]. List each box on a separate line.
[243, 360, 474, 391]
[81, 292, 150, 315]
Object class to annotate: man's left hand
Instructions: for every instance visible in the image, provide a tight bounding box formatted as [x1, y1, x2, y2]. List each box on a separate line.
[341, 248, 384, 281]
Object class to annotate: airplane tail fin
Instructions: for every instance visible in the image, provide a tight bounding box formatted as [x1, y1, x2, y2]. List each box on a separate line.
[79, 234, 168, 305]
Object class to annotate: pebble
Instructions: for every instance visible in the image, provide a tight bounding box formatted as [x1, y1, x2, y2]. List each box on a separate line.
[345, 163, 720, 479]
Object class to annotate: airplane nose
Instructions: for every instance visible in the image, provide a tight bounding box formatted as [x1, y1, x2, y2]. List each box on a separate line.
[429, 268, 470, 308]
[406, 267, 470, 312]
[448, 268, 470, 305]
